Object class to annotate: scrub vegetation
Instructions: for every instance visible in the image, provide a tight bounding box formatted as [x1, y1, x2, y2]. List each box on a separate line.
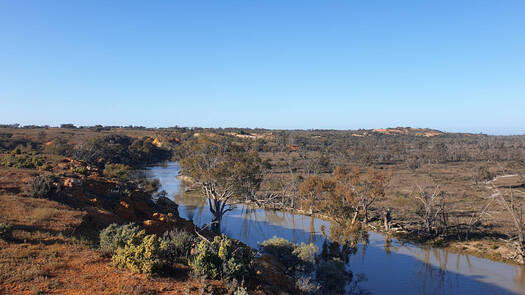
[0, 124, 524, 294]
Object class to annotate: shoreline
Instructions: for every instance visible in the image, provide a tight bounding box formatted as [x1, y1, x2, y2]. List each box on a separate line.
[230, 199, 521, 266]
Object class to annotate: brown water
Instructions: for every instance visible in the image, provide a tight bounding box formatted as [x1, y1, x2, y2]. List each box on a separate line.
[146, 162, 525, 295]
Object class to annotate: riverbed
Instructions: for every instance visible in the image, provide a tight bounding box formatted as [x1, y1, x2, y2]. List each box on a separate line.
[146, 162, 525, 294]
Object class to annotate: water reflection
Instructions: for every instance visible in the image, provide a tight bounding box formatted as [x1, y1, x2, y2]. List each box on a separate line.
[145, 162, 525, 295]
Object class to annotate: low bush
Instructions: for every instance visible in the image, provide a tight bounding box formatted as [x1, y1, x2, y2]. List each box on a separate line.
[38, 163, 53, 171]
[99, 223, 141, 256]
[111, 229, 168, 274]
[259, 236, 318, 273]
[0, 154, 48, 169]
[103, 163, 130, 181]
[72, 166, 88, 175]
[163, 229, 196, 261]
[190, 235, 245, 281]
[0, 223, 12, 240]
[28, 175, 57, 198]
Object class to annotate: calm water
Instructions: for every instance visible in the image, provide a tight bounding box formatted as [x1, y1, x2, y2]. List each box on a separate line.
[146, 162, 525, 295]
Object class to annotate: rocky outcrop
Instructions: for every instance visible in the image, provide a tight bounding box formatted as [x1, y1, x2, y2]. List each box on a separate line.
[154, 195, 179, 218]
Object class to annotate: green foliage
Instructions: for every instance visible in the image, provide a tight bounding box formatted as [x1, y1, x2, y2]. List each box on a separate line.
[38, 163, 52, 171]
[162, 229, 196, 260]
[111, 229, 168, 274]
[190, 235, 245, 281]
[0, 223, 12, 240]
[293, 242, 318, 265]
[180, 137, 265, 201]
[103, 163, 130, 181]
[74, 135, 171, 169]
[28, 175, 57, 198]
[72, 166, 88, 175]
[315, 258, 351, 295]
[99, 223, 141, 256]
[259, 236, 318, 273]
[0, 154, 48, 169]
[259, 236, 296, 267]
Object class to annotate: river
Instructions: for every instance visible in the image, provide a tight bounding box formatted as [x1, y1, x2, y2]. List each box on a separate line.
[146, 162, 525, 294]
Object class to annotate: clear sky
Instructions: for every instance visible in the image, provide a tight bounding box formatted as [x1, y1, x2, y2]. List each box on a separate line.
[1, 1, 524, 134]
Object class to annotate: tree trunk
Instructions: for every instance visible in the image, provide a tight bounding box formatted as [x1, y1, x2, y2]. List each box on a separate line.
[383, 209, 391, 231]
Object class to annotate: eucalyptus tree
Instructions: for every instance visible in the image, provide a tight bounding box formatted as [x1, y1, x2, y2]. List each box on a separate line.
[180, 137, 265, 232]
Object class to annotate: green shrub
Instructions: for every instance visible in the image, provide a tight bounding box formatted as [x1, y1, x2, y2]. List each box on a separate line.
[11, 147, 21, 155]
[72, 166, 88, 175]
[259, 236, 296, 266]
[28, 175, 57, 198]
[111, 229, 168, 274]
[38, 163, 52, 171]
[0, 154, 47, 169]
[99, 223, 141, 256]
[103, 163, 130, 181]
[190, 235, 245, 281]
[0, 223, 12, 240]
[259, 236, 318, 273]
[293, 242, 318, 265]
[163, 229, 196, 260]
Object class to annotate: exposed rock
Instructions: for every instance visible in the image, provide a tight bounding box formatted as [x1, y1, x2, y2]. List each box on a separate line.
[63, 177, 82, 188]
[154, 195, 179, 217]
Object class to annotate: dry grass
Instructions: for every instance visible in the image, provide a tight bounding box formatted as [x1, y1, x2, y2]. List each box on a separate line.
[0, 171, 222, 295]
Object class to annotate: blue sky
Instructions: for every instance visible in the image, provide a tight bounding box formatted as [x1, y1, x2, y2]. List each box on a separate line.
[1, 1, 524, 134]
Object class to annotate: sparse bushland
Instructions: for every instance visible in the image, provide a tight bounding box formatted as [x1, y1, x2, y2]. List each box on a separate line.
[1, 125, 525, 293]
[99, 224, 257, 290]
[73, 134, 172, 169]
[0, 152, 49, 170]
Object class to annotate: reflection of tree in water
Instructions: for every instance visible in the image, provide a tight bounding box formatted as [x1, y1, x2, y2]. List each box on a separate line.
[238, 206, 268, 241]
[401, 246, 449, 294]
[319, 219, 368, 264]
[514, 265, 525, 288]
[384, 235, 392, 255]
[318, 219, 370, 294]
[264, 209, 287, 226]
[308, 215, 317, 244]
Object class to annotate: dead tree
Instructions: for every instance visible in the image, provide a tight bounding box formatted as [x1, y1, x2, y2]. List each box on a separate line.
[463, 196, 495, 241]
[412, 185, 448, 236]
[489, 184, 525, 264]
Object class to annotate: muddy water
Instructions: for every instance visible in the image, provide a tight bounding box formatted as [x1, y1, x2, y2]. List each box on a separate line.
[146, 162, 525, 295]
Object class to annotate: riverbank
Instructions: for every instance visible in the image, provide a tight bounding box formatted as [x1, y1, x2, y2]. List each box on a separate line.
[233, 198, 522, 265]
